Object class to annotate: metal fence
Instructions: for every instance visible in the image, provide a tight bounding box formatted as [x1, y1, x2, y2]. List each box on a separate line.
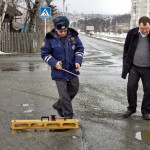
[0, 31, 44, 53]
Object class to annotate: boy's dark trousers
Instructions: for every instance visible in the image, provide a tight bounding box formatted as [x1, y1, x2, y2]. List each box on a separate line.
[53, 77, 79, 118]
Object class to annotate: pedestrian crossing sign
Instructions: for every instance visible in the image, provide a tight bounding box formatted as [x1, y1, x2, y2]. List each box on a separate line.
[40, 7, 51, 18]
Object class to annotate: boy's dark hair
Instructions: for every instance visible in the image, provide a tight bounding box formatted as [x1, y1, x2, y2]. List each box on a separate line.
[139, 16, 150, 25]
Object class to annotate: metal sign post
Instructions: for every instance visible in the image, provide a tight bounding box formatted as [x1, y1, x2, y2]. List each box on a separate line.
[45, 18, 46, 35]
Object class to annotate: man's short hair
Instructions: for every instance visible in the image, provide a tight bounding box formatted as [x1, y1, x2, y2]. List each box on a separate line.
[139, 16, 150, 25]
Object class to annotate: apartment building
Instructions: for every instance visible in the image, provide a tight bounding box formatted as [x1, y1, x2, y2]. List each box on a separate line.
[130, 0, 150, 28]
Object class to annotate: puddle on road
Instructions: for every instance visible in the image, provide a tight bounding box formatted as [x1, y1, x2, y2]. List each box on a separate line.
[0, 62, 48, 72]
[135, 130, 150, 142]
[84, 55, 121, 67]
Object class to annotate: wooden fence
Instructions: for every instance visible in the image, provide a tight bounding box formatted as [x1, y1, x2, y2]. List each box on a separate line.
[0, 31, 44, 53]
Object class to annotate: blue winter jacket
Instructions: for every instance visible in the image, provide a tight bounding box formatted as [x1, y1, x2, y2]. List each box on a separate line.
[41, 28, 84, 81]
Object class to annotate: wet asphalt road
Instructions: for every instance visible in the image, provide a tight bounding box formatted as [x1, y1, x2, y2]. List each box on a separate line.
[0, 34, 150, 150]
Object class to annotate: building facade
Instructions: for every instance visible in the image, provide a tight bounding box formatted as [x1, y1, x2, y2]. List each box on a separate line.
[130, 0, 150, 28]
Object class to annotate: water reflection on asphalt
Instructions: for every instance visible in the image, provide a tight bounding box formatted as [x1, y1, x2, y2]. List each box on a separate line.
[0, 48, 121, 72]
[0, 55, 48, 72]
[135, 130, 150, 142]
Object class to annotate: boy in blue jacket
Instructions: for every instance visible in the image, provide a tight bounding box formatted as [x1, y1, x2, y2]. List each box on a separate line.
[41, 16, 84, 118]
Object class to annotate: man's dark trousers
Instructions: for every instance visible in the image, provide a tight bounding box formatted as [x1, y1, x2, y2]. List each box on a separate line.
[53, 77, 79, 118]
[127, 64, 150, 114]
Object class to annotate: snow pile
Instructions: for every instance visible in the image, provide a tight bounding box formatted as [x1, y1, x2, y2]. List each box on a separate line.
[97, 32, 127, 38]
[0, 51, 5, 54]
[0, 51, 12, 55]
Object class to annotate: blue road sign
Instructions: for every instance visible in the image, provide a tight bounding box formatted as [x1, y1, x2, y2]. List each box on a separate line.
[40, 7, 51, 18]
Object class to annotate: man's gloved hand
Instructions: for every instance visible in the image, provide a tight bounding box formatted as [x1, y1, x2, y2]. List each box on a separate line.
[75, 63, 80, 71]
[55, 61, 62, 70]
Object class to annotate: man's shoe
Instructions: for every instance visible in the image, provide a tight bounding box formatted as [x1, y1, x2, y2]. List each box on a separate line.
[64, 114, 74, 119]
[123, 110, 134, 118]
[142, 114, 150, 120]
[52, 104, 64, 117]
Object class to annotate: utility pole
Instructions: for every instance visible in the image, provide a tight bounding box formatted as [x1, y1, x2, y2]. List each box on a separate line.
[66, 4, 71, 18]
[63, 0, 65, 15]
[115, 20, 117, 35]
[147, 0, 149, 17]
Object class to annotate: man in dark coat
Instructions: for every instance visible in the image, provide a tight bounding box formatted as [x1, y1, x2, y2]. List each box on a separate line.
[41, 16, 84, 118]
[122, 16, 150, 120]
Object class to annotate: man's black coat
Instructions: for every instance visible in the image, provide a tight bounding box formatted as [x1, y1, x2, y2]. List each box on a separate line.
[122, 27, 150, 79]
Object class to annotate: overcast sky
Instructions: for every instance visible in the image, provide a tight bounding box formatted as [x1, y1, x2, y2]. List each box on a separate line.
[53, 0, 131, 15]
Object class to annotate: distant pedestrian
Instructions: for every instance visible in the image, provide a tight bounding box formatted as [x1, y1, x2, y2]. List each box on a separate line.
[41, 16, 84, 118]
[122, 16, 150, 120]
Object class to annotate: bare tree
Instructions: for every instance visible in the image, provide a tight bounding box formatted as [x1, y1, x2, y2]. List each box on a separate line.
[7, 0, 24, 7]
[8, 0, 53, 32]
[45, 0, 53, 5]
[10, 0, 19, 7]
[24, 0, 39, 32]
[24, 0, 53, 32]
